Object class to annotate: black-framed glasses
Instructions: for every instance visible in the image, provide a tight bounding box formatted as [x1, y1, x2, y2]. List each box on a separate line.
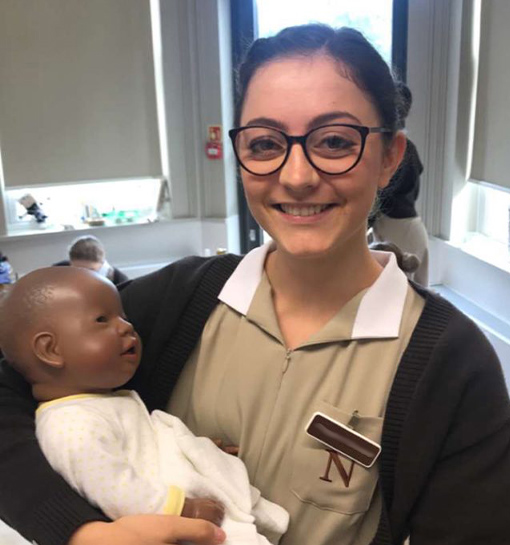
[228, 124, 392, 176]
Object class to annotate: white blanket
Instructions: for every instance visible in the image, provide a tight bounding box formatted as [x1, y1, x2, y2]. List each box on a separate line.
[36, 390, 288, 544]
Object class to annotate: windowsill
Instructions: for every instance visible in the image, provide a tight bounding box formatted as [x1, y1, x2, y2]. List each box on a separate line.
[433, 281, 510, 388]
[0, 216, 197, 242]
[432, 283, 510, 342]
[457, 232, 510, 275]
[429, 235, 510, 355]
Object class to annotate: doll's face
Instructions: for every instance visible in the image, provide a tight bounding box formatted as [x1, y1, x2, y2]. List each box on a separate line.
[51, 273, 141, 392]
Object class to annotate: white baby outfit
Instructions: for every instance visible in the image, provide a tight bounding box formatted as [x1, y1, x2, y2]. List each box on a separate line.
[36, 390, 288, 545]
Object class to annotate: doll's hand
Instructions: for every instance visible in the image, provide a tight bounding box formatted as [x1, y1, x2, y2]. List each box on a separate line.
[182, 497, 225, 527]
[213, 438, 240, 456]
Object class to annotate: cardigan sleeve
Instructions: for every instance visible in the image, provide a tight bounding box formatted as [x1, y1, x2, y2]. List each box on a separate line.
[0, 360, 109, 545]
[399, 312, 510, 544]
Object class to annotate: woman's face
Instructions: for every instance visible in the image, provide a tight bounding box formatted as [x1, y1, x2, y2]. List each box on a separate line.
[239, 54, 405, 261]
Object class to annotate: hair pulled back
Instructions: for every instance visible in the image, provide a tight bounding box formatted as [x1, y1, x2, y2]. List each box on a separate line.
[235, 24, 399, 142]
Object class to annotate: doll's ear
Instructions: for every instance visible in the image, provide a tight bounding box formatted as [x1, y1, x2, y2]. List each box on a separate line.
[32, 332, 64, 369]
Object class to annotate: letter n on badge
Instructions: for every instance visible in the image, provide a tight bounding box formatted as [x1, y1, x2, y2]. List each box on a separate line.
[305, 412, 381, 479]
[319, 449, 356, 487]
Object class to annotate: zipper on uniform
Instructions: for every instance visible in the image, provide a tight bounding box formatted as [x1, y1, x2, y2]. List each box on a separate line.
[283, 349, 292, 373]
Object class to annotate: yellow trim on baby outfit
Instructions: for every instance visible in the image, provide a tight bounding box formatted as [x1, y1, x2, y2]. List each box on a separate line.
[36, 390, 132, 415]
[163, 485, 186, 515]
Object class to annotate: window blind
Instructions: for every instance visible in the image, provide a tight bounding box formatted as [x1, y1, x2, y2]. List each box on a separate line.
[0, 0, 161, 188]
[471, 0, 510, 189]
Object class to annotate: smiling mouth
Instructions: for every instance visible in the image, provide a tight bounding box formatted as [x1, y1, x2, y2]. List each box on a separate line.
[275, 204, 335, 217]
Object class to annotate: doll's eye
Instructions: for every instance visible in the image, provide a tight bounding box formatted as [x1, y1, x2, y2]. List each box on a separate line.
[96, 315, 108, 323]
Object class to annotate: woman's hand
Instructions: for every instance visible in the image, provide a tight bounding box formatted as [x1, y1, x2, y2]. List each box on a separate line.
[68, 515, 226, 545]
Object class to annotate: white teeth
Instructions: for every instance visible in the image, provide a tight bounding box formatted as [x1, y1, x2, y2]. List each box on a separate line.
[280, 204, 329, 216]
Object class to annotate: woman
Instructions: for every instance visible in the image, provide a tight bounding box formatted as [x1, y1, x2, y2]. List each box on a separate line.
[1, 25, 509, 545]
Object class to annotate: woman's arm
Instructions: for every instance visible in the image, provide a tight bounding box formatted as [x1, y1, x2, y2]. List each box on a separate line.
[69, 516, 226, 545]
[0, 361, 226, 545]
[401, 314, 510, 544]
[0, 359, 109, 545]
[0, 256, 233, 545]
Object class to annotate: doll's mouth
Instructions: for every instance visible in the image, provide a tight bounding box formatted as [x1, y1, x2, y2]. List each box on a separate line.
[121, 341, 138, 356]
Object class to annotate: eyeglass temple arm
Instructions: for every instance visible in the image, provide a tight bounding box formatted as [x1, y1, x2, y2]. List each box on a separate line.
[368, 127, 393, 134]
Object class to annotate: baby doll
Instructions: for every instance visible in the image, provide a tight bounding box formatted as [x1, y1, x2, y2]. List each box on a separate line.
[0, 267, 288, 545]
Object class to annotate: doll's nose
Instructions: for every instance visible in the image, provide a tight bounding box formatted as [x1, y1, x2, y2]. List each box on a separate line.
[118, 317, 135, 335]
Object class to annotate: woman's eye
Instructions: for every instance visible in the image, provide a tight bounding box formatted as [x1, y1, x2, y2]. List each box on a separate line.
[96, 315, 108, 323]
[248, 138, 284, 156]
[320, 135, 353, 150]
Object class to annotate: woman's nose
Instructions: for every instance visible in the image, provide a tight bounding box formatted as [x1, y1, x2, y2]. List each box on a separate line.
[278, 143, 320, 192]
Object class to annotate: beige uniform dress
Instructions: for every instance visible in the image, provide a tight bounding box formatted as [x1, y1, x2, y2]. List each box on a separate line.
[170, 242, 425, 545]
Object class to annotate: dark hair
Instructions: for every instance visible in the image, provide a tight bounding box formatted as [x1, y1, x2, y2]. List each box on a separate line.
[235, 24, 399, 143]
[395, 82, 412, 128]
[68, 235, 105, 263]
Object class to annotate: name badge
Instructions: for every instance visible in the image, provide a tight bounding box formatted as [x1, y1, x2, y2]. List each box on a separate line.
[305, 411, 382, 468]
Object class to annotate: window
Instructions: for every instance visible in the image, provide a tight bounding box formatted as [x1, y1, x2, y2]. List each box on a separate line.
[446, 0, 510, 274]
[4, 179, 162, 235]
[0, 0, 165, 236]
[256, 0, 393, 63]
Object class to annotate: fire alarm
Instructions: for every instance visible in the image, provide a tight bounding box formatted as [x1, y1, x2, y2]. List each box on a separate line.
[206, 125, 223, 160]
[206, 141, 223, 159]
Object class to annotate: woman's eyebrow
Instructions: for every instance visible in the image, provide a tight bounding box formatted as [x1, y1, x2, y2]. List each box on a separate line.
[308, 111, 362, 129]
[244, 111, 363, 132]
[245, 117, 287, 130]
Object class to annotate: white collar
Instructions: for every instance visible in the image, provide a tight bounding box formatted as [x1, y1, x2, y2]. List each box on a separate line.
[218, 241, 409, 339]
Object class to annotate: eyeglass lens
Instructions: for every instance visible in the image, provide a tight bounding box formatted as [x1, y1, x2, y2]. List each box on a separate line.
[234, 125, 363, 175]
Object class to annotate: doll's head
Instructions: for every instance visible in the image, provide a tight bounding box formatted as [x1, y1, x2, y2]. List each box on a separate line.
[0, 267, 141, 401]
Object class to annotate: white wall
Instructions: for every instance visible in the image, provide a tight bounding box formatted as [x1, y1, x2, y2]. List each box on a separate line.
[0, 220, 202, 277]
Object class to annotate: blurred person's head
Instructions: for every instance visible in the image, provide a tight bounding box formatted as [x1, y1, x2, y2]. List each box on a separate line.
[68, 235, 111, 278]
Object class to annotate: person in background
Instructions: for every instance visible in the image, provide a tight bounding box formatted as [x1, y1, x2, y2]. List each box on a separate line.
[0, 24, 509, 545]
[54, 235, 128, 286]
[369, 83, 429, 286]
